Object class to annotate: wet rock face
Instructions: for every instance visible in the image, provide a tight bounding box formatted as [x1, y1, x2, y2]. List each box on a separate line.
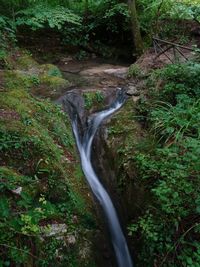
[57, 87, 124, 128]
[58, 57, 128, 92]
[103, 67, 128, 79]
[59, 90, 86, 124]
[60, 89, 129, 267]
[97, 98, 149, 220]
[126, 85, 140, 96]
[55, 58, 139, 267]
[53, 58, 132, 139]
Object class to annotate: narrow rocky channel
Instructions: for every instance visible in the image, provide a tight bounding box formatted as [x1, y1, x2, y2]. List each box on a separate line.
[55, 57, 135, 266]
[63, 89, 133, 267]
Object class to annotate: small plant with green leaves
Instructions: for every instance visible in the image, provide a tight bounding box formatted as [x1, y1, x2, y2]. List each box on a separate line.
[148, 62, 200, 103]
[0, 51, 96, 266]
[83, 91, 104, 110]
[30, 74, 40, 85]
[128, 64, 144, 78]
[128, 60, 200, 266]
[16, 5, 81, 31]
[95, 91, 104, 103]
[47, 66, 62, 78]
[150, 95, 200, 142]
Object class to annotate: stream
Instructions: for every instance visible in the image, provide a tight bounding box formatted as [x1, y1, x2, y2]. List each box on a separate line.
[65, 89, 133, 267]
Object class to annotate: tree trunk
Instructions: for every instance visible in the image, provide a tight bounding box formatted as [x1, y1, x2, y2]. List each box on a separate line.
[128, 0, 143, 56]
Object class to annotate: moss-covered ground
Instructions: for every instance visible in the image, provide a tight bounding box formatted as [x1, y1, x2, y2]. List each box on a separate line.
[0, 50, 96, 267]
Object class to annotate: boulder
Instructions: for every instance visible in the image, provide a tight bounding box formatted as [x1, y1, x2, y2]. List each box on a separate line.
[41, 223, 67, 237]
[126, 85, 140, 96]
[103, 67, 128, 79]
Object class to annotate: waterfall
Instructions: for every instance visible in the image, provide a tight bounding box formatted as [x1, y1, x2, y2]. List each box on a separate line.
[67, 89, 133, 267]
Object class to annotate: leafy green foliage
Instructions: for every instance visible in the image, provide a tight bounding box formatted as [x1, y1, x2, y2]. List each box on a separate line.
[129, 62, 200, 266]
[102, 3, 130, 33]
[151, 95, 200, 142]
[0, 16, 16, 68]
[62, 0, 132, 58]
[128, 63, 144, 78]
[83, 91, 104, 110]
[169, 1, 200, 22]
[137, 0, 173, 34]
[137, 0, 200, 39]
[0, 0, 199, 60]
[16, 5, 81, 30]
[47, 66, 62, 78]
[0, 52, 95, 266]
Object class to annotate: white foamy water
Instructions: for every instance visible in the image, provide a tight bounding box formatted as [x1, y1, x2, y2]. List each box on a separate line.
[71, 90, 133, 267]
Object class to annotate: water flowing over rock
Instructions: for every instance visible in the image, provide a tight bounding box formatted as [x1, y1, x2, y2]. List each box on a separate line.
[63, 89, 133, 267]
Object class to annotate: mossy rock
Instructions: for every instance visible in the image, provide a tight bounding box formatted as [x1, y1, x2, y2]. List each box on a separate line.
[128, 63, 144, 78]
[35, 74, 71, 99]
[40, 64, 62, 78]
[83, 91, 104, 111]
[107, 99, 139, 177]
[37, 64, 71, 98]
[0, 53, 96, 266]
[3, 59, 71, 99]
[6, 48, 39, 71]
[40, 74, 69, 89]
[0, 45, 97, 265]
[4, 70, 40, 91]
[16, 54, 39, 70]
[0, 166, 25, 189]
[0, 166, 39, 197]
[3, 49, 71, 99]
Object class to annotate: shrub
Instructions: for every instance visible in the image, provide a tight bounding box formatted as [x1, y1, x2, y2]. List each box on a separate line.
[149, 63, 200, 103]
[130, 61, 200, 266]
[128, 63, 144, 78]
[150, 94, 200, 142]
[16, 5, 81, 31]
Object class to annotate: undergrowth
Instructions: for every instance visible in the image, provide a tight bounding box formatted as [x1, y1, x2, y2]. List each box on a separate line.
[0, 52, 95, 266]
[128, 62, 200, 266]
[83, 91, 104, 110]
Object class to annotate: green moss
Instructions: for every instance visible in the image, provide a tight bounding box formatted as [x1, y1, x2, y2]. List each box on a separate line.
[0, 166, 24, 187]
[106, 98, 150, 216]
[108, 99, 143, 151]
[40, 74, 70, 89]
[39, 64, 68, 89]
[128, 63, 144, 78]
[3, 50, 70, 98]
[0, 88, 75, 179]
[40, 64, 62, 78]
[4, 70, 32, 90]
[15, 53, 39, 70]
[3, 49, 38, 70]
[0, 53, 96, 266]
[83, 91, 104, 110]
[35, 71, 71, 99]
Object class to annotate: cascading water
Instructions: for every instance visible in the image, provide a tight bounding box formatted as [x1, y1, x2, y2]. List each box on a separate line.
[67, 89, 133, 267]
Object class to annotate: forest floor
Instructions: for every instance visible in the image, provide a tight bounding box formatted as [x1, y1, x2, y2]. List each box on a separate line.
[1, 22, 200, 266]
